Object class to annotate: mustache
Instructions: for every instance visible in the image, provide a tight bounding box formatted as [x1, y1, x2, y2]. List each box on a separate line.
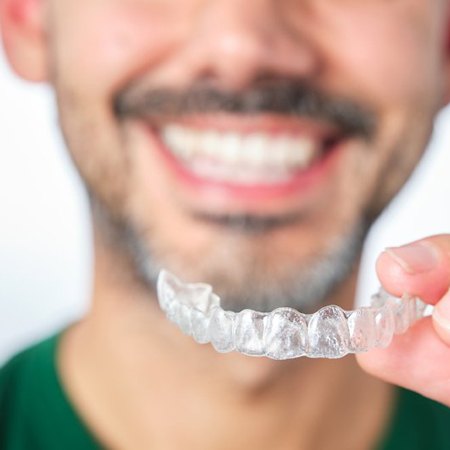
[114, 80, 377, 139]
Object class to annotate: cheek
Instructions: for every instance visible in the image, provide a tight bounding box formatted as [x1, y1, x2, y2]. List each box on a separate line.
[51, 1, 187, 99]
[314, 2, 443, 206]
[311, 2, 444, 108]
[50, 1, 192, 211]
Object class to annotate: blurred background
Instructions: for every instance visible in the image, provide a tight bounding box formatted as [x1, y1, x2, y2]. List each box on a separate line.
[0, 48, 92, 363]
[1, 46, 450, 364]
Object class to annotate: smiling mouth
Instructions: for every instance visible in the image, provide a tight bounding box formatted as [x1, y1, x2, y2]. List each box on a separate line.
[117, 81, 375, 206]
[142, 114, 350, 204]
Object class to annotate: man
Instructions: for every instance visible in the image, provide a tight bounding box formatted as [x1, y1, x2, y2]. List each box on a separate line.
[1, 0, 450, 448]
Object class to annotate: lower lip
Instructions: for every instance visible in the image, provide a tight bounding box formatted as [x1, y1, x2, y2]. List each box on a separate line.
[143, 124, 346, 206]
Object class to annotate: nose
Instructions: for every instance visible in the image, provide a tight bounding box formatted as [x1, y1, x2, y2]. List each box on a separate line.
[171, 0, 320, 89]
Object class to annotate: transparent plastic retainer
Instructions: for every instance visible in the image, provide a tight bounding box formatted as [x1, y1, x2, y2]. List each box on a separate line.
[157, 270, 432, 360]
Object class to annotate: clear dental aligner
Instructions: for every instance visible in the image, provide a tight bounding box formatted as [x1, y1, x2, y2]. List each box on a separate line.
[157, 270, 432, 360]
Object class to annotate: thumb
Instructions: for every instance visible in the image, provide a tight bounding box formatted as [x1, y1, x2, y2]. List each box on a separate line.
[433, 289, 450, 346]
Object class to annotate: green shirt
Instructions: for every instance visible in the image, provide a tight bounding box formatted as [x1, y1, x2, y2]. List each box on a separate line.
[1, 334, 450, 450]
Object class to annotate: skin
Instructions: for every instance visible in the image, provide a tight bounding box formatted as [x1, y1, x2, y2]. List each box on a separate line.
[2, 0, 450, 448]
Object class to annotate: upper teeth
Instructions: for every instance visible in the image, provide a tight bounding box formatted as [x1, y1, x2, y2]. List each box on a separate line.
[157, 270, 430, 360]
[161, 124, 320, 183]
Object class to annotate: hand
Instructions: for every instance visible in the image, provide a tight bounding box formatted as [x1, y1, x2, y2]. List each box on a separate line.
[357, 235, 450, 406]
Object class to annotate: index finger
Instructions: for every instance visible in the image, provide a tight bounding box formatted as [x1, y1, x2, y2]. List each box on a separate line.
[376, 235, 450, 304]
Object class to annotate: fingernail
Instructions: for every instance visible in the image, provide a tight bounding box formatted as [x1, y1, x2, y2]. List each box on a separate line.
[386, 242, 439, 274]
[433, 292, 450, 342]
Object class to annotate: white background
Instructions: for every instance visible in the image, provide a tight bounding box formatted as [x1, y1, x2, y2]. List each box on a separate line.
[1, 47, 450, 364]
[0, 48, 92, 363]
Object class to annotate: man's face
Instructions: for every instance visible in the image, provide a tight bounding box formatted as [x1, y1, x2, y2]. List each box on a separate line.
[45, 0, 448, 311]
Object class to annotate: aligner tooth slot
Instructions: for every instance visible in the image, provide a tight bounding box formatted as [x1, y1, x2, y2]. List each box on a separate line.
[392, 298, 410, 334]
[165, 300, 179, 324]
[374, 306, 395, 348]
[209, 308, 236, 353]
[265, 308, 308, 360]
[176, 304, 192, 336]
[157, 270, 179, 311]
[191, 309, 211, 344]
[308, 306, 350, 358]
[347, 308, 376, 353]
[234, 310, 267, 356]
